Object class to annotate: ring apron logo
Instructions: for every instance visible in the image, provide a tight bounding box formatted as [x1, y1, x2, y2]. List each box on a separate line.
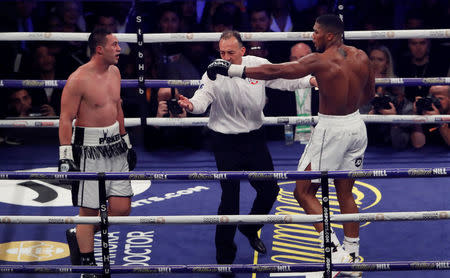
[0, 167, 151, 207]
[270, 180, 381, 266]
[0, 241, 69, 262]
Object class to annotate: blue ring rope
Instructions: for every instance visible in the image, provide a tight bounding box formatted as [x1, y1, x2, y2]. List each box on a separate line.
[1, 77, 449, 88]
[0, 168, 448, 181]
[0, 261, 448, 274]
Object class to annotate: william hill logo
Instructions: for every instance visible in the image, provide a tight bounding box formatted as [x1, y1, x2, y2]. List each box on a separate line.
[0, 241, 69, 262]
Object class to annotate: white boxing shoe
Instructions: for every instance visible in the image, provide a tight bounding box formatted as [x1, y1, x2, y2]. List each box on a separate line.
[339, 252, 362, 277]
[330, 245, 353, 278]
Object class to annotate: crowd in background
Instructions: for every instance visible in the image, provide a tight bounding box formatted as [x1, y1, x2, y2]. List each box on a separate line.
[0, 0, 448, 150]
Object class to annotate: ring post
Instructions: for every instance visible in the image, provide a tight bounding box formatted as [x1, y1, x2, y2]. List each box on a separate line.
[321, 171, 332, 278]
[98, 172, 111, 278]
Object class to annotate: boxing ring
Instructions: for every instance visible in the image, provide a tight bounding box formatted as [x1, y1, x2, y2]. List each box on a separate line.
[0, 168, 449, 277]
[1, 9, 450, 278]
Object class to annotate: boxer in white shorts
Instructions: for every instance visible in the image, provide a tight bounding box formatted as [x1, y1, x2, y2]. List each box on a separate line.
[297, 111, 367, 177]
[211, 14, 376, 275]
[72, 122, 133, 209]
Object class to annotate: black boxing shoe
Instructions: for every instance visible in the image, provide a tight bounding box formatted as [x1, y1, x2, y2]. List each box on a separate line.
[66, 228, 81, 265]
[246, 235, 267, 254]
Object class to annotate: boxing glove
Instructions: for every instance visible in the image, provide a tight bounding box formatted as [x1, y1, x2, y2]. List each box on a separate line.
[58, 145, 79, 172]
[122, 133, 137, 171]
[207, 59, 246, 80]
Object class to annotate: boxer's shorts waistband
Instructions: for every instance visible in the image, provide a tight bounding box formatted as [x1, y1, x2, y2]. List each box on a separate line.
[317, 110, 362, 127]
[72, 122, 121, 146]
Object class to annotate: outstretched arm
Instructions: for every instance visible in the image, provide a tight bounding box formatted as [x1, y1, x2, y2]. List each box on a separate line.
[207, 54, 319, 81]
[245, 53, 319, 80]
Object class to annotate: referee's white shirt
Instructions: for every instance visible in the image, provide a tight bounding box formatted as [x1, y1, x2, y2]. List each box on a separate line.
[190, 55, 313, 134]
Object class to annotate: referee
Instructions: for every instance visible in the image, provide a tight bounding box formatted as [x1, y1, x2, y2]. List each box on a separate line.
[179, 30, 315, 272]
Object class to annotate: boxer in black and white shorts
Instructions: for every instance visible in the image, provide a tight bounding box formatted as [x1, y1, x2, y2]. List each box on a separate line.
[72, 121, 133, 209]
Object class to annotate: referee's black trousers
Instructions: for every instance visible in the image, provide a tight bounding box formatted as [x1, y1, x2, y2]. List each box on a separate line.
[211, 128, 280, 264]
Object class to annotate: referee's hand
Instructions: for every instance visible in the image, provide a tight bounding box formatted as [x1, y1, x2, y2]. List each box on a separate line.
[178, 95, 193, 112]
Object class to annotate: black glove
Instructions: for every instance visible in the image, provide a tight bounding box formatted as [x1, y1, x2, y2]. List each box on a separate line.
[122, 133, 137, 171]
[58, 145, 80, 172]
[207, 59, 246, 80]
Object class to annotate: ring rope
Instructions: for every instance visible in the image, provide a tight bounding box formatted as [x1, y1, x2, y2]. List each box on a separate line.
[0, 29, 448, 42]
[1, 77, 449, 89]
[0, 260, 448, 274]
[1, 210, 449, 225]
[0, 168, 448, 181]
[0, 115, 449, 128]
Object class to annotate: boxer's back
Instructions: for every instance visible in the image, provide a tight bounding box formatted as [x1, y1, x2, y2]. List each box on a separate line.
[315, 45, 371, 115]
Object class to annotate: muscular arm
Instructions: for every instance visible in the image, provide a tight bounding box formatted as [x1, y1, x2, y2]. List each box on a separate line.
[58, 74, 82, 145]
[114, 67, 126, 135]
[245, 53, 319, 80]
[361, 54, 376, 106]
[117, 99, 126, 135]
[438, 123, 450, 146]
[411, 125, 426, 149]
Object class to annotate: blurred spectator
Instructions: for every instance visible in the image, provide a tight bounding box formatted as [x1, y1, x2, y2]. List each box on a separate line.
[44, 12, 64, 32]
[352, 16, 385, 53]
[156, 88, 187, 119]
[52, 0, 88, 75]
[245, 40, 280, 140]
[209, 5, 235, 55]
[151, 3, 202, 99]
[247, 41, 269, 58]
[249, 5, 293, 63]
[411, 85, 450, 149]
[7, 88, 55, 118]
[419, 0, 449, 29]
[151, 3, 183, 67]
[369, 45, 403, 95]
[26, 44, 62, 115]
[355, 0, 395, 30]
[404, 9, 425, 29]
[202, 1, 248, 32]
[113, 2, 134, 33]
[184, 42, 216, 75]
[92, 12, 131, 56]
[179, 0, 203, 32]
[0, 0, 42, 75]
[363, 45, 413, 150]
[211, 5, 235, 32]
[36, 12, 65, 63]
[290, 43, 315, 144]
[248, 7, 280, 63]
[396, 38, 449, 102]
[257, 40, 305, 141]
[146, 4, 206, 150]
[7, 88, 32, 117]
[145, 87, 204, 150]
[249, 7, 271, 32]
[295, 1, 328, 31]
[55, 0, 85, 32]
[269, 0, 294, 32]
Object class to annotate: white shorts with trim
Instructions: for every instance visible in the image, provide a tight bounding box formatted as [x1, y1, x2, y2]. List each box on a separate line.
[297, 110, 367, 183]
[72, 122, 133, 209]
